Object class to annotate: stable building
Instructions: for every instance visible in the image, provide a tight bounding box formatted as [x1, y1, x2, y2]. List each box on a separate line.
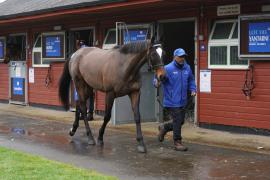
[0, 0, 269, 133]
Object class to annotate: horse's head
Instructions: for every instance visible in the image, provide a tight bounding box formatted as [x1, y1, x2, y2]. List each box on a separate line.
[147, 38, 166, 81]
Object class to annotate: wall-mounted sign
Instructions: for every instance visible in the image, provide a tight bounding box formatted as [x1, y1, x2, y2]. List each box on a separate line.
[42, 32, 65, 60]
[13, 78, 24, 95]
[124, 29, 147, 44]
[217, 4, 240, 16]
[29, 68, 34, 83]
[200, 70, 211, 93]
[239, 14, 270, 59]
[46, 36, 61, 57]
[0, 39, 4, 59]
[262, 5, 270, 12]
[248, 22, 270, 52]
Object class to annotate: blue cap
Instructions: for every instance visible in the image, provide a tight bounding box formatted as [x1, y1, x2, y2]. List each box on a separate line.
[173, 48, 187, 57]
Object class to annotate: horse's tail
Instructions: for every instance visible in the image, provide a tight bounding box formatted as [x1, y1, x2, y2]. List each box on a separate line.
[59, 59, 71, 110]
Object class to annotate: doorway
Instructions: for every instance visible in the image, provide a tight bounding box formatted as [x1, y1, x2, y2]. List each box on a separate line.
[7, 34, 27, 105]
[68, 28, 95, 109]
[158, 19, 197, 122]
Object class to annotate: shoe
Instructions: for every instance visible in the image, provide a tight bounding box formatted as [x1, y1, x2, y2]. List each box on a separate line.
[174, 140, 188, 151]
[158, 124, 167, 142]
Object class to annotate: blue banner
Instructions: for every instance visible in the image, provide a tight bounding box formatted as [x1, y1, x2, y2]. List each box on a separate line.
[45, 36, 61, 57]
[124, 30, 147, 44]
[0, 39, 4, 59]
[13, 78, 24, 95]
[249, 22, 270, 53]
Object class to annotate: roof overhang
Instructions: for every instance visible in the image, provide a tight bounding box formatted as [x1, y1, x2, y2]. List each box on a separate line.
[0, 0, 259, 27]
[0, 0, 164, 25]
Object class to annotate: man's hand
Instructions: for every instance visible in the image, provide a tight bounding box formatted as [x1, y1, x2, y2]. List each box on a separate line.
[191, 91, 196, 96]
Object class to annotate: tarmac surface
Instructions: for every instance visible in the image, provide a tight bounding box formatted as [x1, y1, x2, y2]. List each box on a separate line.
[0, 103, 270, 180]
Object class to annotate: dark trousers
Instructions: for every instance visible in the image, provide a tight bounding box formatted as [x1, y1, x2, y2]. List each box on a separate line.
[163, 107, 185, 141]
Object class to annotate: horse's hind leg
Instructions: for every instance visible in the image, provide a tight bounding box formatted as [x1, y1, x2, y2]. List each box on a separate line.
[75, 80, 96, 145]
[129, 90, 146, 153]
[97, 92, 115, 146]
[87, 88, 95, 121]
[69, 101, 80, 136]
[80, 100, 96, 145]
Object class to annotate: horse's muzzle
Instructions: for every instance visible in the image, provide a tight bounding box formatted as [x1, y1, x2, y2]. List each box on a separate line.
[156, 67, 166, 82]
[158, 74, 166, 82]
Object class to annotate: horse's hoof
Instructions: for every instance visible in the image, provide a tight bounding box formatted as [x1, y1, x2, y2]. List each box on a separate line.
[69, 129, 75, 136]
[97, 139, 104, 146]
[88, 139, 96, 145]
[137, 145, 147, 153]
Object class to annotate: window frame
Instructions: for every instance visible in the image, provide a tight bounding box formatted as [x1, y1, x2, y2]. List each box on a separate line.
[32, 31, 66, 67]
[208, 19, 248, 70]
[0, 36, 6, 61]
[103, 28, 116, 48]
[32, 34, 49, 67]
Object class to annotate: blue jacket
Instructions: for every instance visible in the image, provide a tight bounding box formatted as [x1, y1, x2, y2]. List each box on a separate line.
[154, 60, 196, 108]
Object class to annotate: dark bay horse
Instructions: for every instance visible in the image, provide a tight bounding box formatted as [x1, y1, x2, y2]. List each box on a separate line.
[58, 39, 165, 153]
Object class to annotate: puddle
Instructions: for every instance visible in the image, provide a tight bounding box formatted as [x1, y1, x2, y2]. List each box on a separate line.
[11, 127, 26, 135]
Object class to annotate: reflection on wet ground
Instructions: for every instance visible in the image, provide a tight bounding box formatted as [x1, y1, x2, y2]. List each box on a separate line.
[0, 114, 270, 180]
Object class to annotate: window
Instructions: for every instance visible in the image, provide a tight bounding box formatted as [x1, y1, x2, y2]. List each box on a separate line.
[32, 34, 45, 67]
[32, 32, 65, 67]
[212, 22, 233, 39]
[102, 29, 116, 50]
[105, 29, 116, 45]
[0, 37, 5, 61]
[208, 20, 248, 69]
[7, 35, 26, 61]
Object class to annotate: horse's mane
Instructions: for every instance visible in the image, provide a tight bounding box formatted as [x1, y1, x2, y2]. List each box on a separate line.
[117, 41, 151, 82]
[114, 41, 149, 54]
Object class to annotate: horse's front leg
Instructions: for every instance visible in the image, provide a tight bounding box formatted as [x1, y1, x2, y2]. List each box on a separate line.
[129, 90, 146, 153]
[97, 92, 115, 146]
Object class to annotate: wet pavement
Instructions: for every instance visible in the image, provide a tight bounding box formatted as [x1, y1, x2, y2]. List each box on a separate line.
[0, 113, 270, 180]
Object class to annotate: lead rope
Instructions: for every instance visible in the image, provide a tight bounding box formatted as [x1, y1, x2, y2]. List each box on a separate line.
[242, 64, 255, 100]
[156, 86, 163, 108]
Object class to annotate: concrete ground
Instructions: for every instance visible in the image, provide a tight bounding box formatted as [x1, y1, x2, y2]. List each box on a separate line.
[0, 103, 269, 155]
[1, 103, 270, 180]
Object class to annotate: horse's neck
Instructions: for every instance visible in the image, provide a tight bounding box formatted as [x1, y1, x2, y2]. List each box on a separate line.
[123, 50, 147, 82]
